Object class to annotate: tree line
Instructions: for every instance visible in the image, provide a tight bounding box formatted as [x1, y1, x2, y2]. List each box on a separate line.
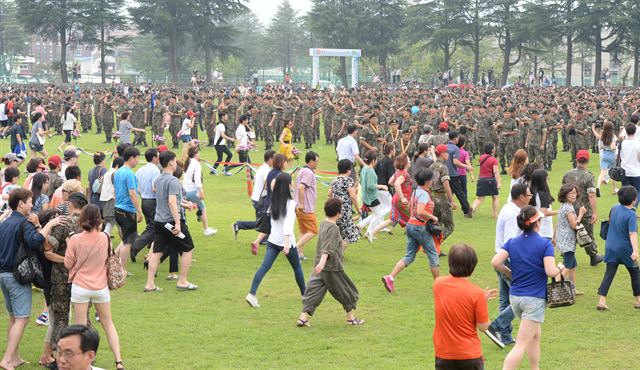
[6, 0, 640, 86]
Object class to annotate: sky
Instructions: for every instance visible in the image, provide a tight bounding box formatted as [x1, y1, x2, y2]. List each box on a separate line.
[248, 0, 312, 26]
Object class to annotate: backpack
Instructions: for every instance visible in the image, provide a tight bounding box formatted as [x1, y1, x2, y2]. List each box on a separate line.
[13, 220, 46, 288]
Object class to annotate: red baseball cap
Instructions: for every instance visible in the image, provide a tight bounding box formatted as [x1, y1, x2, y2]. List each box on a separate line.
[186, 111, 195, 118]
[47, 155, 62, 167]
[157, 145, 169, 152]
[435, 144, 448, 156]
[438, 122, 449, 131]
[576, 150, 590, 162]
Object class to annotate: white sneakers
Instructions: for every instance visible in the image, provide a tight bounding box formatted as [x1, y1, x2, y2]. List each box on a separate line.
[245, 293, 260, 307]
[204, 227, 218, 236]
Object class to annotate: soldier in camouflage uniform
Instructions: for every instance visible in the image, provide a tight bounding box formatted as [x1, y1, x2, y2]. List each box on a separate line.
[426, 122, 450, 152]
[262, 96, 277, 150]
[93, 94, 103, 134]
[428, 144, 457, 242]
[323, 96, 335, 144]
[359, 115, 387, 158]
[47, 193, 86, 347]
[569, 109, 590, 168]
[385, 119, 401, 149]
[100, 94, 116, 143]
[495, 110, 519, 173]
[332, 104, 346, 149]
[398, 128, 417, 160]
[525, 111, 546, 166]
[80, 92, 93, 133]
[561, 150, 603, 266]
[204, 96, 217, 146]
[50, 96, 63, 134]
[302, 97, 315, 149]
[168, 96, 183, 148]
[130, 96, 147, 146]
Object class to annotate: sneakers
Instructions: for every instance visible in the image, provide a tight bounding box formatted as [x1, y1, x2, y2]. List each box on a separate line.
[250, 242, 259, 255]
[35, 311, 49, 326]
[381, 275, 395, 293]
[204, 227, 218, 236]
[299, 255, 309, 261]
[484, 326, 505, 349]
[196, 209, 203, 222]
[590, 254, 604, 266]
[366, 230, 374, 245]
[245, 293, 260, 307]
[232, 223, 239, 240]
[223, 171, 233, 176]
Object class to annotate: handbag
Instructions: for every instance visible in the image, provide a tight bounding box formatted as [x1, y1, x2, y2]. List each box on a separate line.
[600, 209, 612, 240]
[13, 221, 46, 288]
[546, 275, 576, 308]
[608, 147, 625, 181]
[425, 220, 443, 238]
[255, 211, 271, 234]
[104, 232, 126, 290]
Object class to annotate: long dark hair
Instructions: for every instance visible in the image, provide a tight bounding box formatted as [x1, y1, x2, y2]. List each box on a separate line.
[601, 121, 614, 147]
[31, 173, 49, 202]
[529, 169, 554, 205]
[271, 173, 292, 221]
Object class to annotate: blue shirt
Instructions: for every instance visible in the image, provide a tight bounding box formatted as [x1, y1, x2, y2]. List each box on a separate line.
[605, 204, 638, 268]
[136, 163, 160, 200]
[114, 166, 138, 213]
[0, 213, 45, 272]
[502, 231, 554, 299]
[446, 142, 460, 177]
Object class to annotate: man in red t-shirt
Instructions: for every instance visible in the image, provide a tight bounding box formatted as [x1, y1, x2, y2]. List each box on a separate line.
[433, 244, 497, 370]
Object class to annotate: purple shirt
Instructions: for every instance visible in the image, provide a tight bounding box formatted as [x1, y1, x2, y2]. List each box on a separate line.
[295, 166, 317, 213]
[457, 148, 469, 176]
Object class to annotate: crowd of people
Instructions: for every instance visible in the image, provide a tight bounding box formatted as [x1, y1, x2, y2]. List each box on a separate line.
[1, 82, 640, 369]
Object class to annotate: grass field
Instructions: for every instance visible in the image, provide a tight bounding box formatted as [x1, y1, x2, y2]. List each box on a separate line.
[0, 126, 636, 370]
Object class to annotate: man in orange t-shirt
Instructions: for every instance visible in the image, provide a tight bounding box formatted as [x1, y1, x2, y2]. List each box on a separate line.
[432, 244, 497, 370]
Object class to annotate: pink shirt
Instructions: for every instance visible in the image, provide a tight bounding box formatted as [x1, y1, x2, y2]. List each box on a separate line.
[65, 231, 109, 290]
[457, 148, 470, 176]
[295, 166, 317, 213]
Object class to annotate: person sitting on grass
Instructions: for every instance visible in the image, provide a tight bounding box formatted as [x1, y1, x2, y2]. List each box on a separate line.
[297, 197, 363, 327]
[433, 244, 497, 370]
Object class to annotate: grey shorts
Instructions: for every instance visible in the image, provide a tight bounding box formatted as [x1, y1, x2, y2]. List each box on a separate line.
[510, 295, 546, 323]
[0, 272, 32, 318]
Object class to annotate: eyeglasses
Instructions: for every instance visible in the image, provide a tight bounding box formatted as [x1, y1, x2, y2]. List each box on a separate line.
[53, 350, 86, 360]
[524, 193, 533, 197]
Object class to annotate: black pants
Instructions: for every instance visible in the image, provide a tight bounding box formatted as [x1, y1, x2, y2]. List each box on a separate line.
[131, 199, 156, 257]
[449, 176, 471, 215]
[435, 357, 484, 370]
[238, 150, 251, 164]
[214, 144, 233, 172]
[597, 263, 640, 297]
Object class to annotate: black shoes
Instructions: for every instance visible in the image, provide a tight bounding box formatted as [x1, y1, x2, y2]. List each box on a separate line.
[590, 254, 604, 266]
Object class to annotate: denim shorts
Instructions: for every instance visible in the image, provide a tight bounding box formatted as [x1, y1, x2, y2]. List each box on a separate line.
[562, 251, 577, 269]
[600, 149, 616, 170]
[186, 190, 205, 211]
[510, 295, 546, 323]
[181, 134, 192, 143]
[0, 272, 33, 318]
[402, 224, 439, 267]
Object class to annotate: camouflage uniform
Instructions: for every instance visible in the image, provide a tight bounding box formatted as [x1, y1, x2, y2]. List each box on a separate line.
[398, 137, 416, 160]
[426, 132, 449, 149]
[360, 124, 387, 158]
[527, 119, 545, 166]
[101, 100, 115, 143]
[169, 102, 182, 148]
[561, 167, 600, 260]
[476, 116, 497, 156]
[94, 98, 103, 134]
[131, 102, 147, 146]
[571, 118, 590, 167]
[49, 214, 81, 347]
[80, 96, 93, 132]
[226, 101, 239, 137]
[204, 100, 217, 146]
[429, 158, 454, 240]
[152, 103, 167, 138]
[302, 104, 315, 149]
[263, 103, 276, 150]
[497, 118, 519, 171]
[323, 102, 335, 144]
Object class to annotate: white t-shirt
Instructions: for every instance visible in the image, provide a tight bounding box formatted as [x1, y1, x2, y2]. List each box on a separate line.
[0, 103, 6, 121]
[495, 201, 522, 253]
[62, 113, 77, 131]
[235, 124, 248, 148]
[336, 135, 359, 163]
[214, 123, 226, 146]
[621, 136, 640, 177]
[251, 163, 271, 202]
[180, 118, 192, 136]
[99, 169, 116, 201]
[534, 194, 554, 239]
[268, 199, 297, 247]
[183, 159, 202, 193]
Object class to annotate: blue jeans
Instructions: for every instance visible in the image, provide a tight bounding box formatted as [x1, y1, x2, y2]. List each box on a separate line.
[249, 241, 306, 296]
[492, 266, 514, 342]
[402, 224, 439, 267]
[0, 272, 32, 318]
[237, 200, 262, 230]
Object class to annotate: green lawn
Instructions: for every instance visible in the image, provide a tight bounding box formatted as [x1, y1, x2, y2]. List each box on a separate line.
[0, 128, 635, 370]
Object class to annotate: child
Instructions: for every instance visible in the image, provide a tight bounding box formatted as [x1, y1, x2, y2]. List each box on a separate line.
[297, 197, 363, 327]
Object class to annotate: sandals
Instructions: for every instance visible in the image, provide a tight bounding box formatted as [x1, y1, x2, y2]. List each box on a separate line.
[115, 361, 125, 370]
[346, 318, 365, 325]
[143, 286, 162, 293]
[296, 319, 311, 327]
[596, 304, 609, 311]
[176, 283, 198, 291]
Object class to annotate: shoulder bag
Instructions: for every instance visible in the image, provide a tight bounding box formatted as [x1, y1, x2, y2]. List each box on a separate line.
[608, 143, 625, 181]
[13, 221, 46, 288]
[105, 232, 126, 290]
[600, 208, 612, 241]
